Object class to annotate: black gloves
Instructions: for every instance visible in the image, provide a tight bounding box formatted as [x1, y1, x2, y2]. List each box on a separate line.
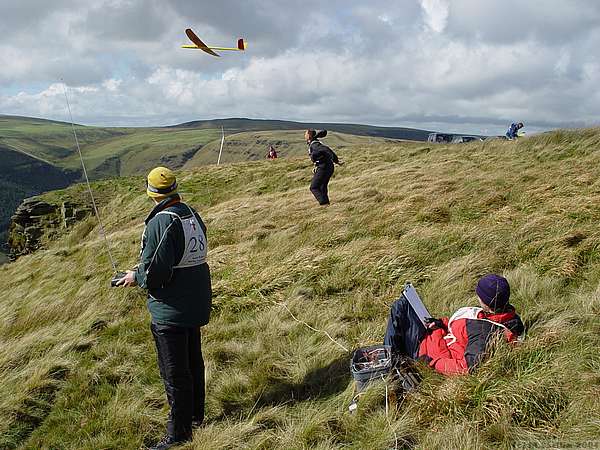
[424, 317, 446, 331]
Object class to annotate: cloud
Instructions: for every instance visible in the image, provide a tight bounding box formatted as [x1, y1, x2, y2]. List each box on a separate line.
[419, 0, 449, 33]
[1, 0, 600, 135]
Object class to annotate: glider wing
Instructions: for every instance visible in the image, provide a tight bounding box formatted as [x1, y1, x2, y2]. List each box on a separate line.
[185, 28, 220, 57]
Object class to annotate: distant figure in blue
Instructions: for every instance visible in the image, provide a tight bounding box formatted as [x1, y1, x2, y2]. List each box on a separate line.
[506, 122, 524, 140]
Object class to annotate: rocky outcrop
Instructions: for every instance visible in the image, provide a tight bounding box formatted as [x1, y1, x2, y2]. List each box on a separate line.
[7, 198, 91, 259]
[61, 202, 92, 228]
[8, 199, 59, 258]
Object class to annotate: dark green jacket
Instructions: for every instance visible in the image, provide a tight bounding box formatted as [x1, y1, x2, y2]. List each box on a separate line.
[135, 195, 211, 327]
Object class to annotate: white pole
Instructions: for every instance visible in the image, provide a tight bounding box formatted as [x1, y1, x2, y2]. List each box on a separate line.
[217, 125, 225, 165]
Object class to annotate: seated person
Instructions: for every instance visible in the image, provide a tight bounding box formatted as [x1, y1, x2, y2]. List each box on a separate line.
[384, 274, 524, 375]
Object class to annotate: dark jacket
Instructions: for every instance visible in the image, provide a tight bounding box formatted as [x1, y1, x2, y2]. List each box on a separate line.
[418, 306, 524, 375]
[308, 140, 339, 169]
[135, 195, 212, 327]
[506, 123, 520, 139]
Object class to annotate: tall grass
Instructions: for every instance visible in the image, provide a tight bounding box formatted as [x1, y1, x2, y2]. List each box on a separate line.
[2, 129, 600, 448]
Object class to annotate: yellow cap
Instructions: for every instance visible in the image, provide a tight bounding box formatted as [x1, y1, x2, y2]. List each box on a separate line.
[146, 167, 178, 199]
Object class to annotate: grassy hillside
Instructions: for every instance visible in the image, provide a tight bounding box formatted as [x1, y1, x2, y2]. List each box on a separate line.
[0, 116, 219, 178]
[185, 130, 390, 167]
[59, 128, 223, 178]
[2, 129, 600, 449]
[0, 116, 127, 166]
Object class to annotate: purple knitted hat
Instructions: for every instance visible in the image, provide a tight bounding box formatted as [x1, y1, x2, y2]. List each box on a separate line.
[476, 274, 510, 310]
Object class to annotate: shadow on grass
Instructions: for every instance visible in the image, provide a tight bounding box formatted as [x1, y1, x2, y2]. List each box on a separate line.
[258, 355, 350, 407]
[214, 356, 350, 420]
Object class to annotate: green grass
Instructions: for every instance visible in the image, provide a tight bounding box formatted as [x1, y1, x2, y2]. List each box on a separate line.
[2, 130, 600, 448]
[0, 116, 219, 178]
[0, 116, 127, 166]
[60, 128, 224, 177]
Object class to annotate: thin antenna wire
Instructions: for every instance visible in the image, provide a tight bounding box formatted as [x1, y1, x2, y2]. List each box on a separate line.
[62, 83, 118, 273]
[275, 300, 349, 353]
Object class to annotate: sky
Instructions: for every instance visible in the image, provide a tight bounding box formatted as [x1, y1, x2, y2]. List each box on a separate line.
[1, 0, 599, 135]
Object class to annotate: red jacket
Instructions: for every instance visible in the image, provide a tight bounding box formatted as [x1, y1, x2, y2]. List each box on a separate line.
[418, 306, 524, 375]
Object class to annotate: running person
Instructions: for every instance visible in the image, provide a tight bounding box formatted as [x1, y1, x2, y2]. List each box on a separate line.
[306, 129, 343, 205]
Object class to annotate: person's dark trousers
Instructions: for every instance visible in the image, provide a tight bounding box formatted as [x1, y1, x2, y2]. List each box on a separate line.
[310, 165, 334, 205]
[151, 322, 205, 440]
[384, 295, 427, 359]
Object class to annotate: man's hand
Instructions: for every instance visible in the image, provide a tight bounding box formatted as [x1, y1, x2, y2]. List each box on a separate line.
[424, 317, 445, 331]
[116, 270, 137, 287]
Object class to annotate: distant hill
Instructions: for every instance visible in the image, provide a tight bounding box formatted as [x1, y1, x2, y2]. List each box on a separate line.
[172, 117, 431, 141]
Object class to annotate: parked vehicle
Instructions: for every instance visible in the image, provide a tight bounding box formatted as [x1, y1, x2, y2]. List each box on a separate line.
[427, 133, 454, 143]
[451, 135, 484, 144]
[428, 133, 484, 144]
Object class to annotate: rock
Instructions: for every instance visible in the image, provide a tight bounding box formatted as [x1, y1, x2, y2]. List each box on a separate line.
[61, 202, 90, 228]
[8, 196, 93, 260]
[73, 208, 91, 222]
[17, 200, 57, 217]
[24, 226, 43, 240]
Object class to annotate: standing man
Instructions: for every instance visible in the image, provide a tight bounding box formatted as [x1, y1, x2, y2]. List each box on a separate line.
[306, 129, 343, 206]
[117, 167, 211, 450]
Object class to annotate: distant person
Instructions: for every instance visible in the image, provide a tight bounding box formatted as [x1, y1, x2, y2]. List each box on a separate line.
[384, 274, 524, 375]
[266, 145, 278, 159]
[506, 122, 524, 140]
[116, 167, 212, 450]
[306, 129, 343, 206]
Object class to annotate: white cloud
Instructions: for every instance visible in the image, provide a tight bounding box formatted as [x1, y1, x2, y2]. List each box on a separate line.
[419, 0, 449, 33]
[0, 0, 599, 134]
[102, 79, 122, 92]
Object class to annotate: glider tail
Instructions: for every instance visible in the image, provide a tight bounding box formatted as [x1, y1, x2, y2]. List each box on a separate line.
[237, 38, 246, 50]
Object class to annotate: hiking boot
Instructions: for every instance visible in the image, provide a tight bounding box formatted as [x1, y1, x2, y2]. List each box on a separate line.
[148, 434, 189, 450]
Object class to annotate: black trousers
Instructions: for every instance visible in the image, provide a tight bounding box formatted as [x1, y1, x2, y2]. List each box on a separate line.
[383, 295, 427, 359]
[310, 165, 334, 205]
[151, 322, 205, 440]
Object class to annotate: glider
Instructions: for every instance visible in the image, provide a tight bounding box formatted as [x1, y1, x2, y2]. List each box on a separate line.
[182, 28, 246, 57]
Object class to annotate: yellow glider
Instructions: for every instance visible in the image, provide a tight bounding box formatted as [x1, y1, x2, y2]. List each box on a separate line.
[182, 28, 246, 57]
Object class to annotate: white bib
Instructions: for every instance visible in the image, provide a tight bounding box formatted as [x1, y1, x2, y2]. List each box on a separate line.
[157, 204, 207, 268]
[443, 307, 508, 346]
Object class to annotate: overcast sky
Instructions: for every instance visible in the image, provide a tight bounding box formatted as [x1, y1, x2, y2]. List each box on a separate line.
[1, 0, 599, 134]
